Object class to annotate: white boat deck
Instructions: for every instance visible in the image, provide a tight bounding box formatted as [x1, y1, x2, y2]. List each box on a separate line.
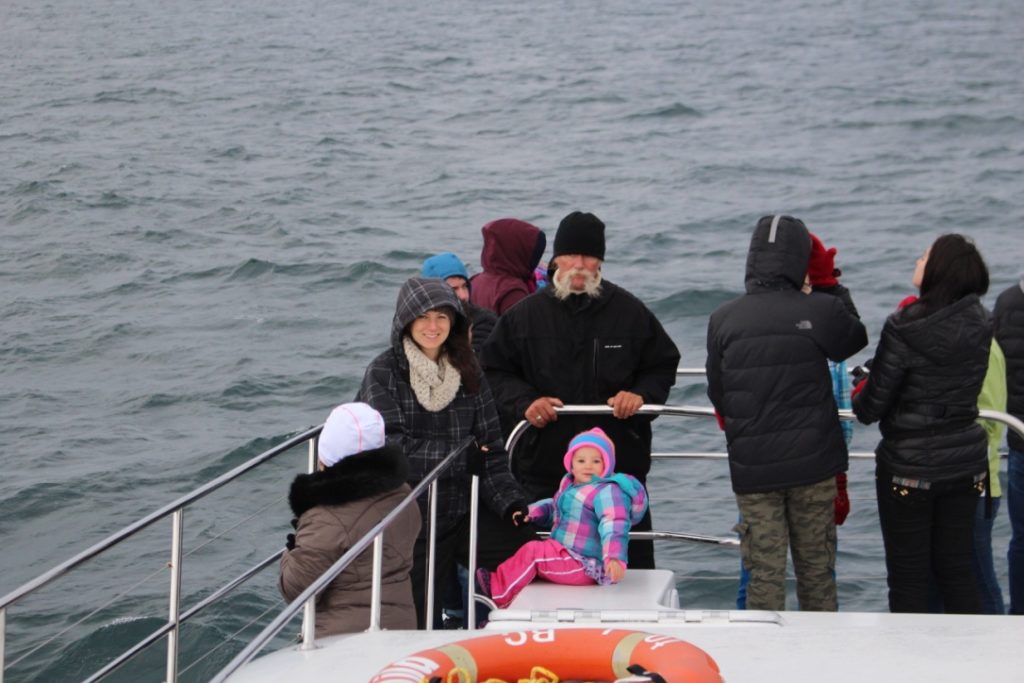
[231, 570, 1024, 682]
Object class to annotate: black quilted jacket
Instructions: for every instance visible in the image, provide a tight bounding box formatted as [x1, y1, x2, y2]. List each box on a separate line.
[853, 294, 992, 482]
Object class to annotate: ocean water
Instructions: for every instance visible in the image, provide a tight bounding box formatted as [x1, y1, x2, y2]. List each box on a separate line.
[1, 0, 1022, 679]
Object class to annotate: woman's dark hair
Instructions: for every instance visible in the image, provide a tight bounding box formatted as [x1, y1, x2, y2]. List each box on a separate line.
[914, 233, 989, 316]
[440, 305, 481, 394]
[406, 304, 481, 393]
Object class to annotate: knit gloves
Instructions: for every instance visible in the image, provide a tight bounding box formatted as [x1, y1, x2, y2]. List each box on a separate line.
[834, 473, 850, 526]
[808, 233, 840, 288]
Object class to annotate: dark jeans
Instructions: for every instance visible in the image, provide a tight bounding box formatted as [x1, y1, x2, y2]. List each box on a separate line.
[1008, 448, 1024, 615]
[927, 496, 1004, 614]
[972, 496, 1005, 614]
[875, 466, 981, 614]
[411, 505, 537, 628]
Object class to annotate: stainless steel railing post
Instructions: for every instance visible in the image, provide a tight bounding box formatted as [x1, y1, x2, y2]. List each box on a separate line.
[1, 606, 7, 683]
[308, 434, 317, 474]
[466, 474, 480, 631]
[300, 599, 317, 650]
[299, 435, 318, 648]
[166, 509, 184, 682]
[368, 535, 384, 631]
[425, 480, 439, 631]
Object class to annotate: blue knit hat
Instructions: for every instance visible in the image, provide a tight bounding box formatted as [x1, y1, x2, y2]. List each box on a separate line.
[563, 427, 615, 477]
[421, 252, 469, 281]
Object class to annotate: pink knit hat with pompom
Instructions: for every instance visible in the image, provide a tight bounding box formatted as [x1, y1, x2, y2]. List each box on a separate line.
[562, 427, 615, 478]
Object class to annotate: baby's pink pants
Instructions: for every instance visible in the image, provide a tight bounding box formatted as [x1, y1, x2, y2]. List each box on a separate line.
[490, 538, 595, 607]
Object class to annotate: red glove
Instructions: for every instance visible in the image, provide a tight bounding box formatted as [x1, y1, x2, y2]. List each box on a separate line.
[808, 233, 839, 288]
[834, 473, 850, 525]
[897, 294, 918, 310]
[714, 409, 725, 431]
[851, 378, 867, 399]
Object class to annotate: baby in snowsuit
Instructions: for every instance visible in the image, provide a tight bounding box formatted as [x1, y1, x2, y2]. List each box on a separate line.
[476, 427, 649, 608]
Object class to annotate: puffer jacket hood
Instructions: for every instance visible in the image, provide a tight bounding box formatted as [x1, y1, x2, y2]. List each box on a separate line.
[480, 218, 546, 277]
[390, 276, 469, 352]
[744, 215, 811, 293]
[893, 295, 991, 365]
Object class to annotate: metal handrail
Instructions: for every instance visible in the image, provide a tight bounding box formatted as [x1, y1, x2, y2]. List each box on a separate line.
[504, 404, 718, 458]
[508, 405, 1024, 455]
[979, 408, 1024, 442]
[79, 552, 283, 683]
[0, 425, 321, 683]
[211, 437, 475, 682]
[0, 425, 322, 612]
[6, 398, 1022, 682]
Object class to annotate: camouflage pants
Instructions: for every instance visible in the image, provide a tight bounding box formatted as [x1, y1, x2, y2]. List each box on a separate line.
[734, 476, 838, 611]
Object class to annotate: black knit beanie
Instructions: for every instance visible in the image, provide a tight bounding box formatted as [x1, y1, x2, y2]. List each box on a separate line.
[552, 211, 606, 260]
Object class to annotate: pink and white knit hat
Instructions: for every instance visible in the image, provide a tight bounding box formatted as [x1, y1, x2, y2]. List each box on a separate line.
[562, 427, 616, 478]
[318, 402, 386, 467]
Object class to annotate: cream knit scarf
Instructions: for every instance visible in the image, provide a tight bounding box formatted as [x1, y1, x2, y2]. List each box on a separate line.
[403, 336, 461, 412]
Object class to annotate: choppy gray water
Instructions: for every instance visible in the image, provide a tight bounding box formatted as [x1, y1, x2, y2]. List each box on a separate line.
[2, 0, 1022, 679]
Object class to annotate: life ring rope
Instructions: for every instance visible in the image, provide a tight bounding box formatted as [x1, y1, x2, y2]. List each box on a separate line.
[423, 665, 561, 683]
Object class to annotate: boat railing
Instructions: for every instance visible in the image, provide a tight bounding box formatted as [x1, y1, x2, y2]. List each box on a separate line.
[210, 438, 477, 682]
[4, 394, 1022, 682]
[0, 424, 323, 683]
[211, 405, 741, 680]
[0, 427, 483, 683]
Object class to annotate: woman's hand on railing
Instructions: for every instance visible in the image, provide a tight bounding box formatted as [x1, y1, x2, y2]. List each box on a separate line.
[466, 441, 488, 476]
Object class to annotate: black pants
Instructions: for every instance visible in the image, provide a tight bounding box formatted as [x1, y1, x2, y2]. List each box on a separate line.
[875, 466, 982, 614]
[410, 505, 537, 629]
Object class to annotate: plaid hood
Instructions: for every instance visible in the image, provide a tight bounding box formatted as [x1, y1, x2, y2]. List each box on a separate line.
[390, 277, 469, 353]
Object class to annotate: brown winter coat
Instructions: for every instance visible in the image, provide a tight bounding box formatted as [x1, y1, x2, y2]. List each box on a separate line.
[279, 444, 421, 636]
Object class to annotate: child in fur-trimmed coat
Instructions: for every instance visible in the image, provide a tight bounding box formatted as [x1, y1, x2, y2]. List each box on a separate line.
[476, 427, 648, 608]
[279, 402, 421, 636]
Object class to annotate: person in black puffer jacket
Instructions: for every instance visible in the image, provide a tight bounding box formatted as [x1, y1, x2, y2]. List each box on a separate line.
[853, 233, 992, 614]
[991, 275, 1023, 614]
[707, 215, 867, 611]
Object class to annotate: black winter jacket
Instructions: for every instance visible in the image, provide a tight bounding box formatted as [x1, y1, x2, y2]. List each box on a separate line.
[994, 278, 1024, 451]
[706, 216, 868, 494]
[482, 280, 680, 495]
[853, 294, 992, 483]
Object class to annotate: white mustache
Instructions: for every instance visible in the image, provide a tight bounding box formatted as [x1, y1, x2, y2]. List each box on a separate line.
[553, 267, 603, 299]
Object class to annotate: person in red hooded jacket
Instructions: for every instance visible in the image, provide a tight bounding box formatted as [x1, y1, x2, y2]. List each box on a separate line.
[470, 218, 547, 315]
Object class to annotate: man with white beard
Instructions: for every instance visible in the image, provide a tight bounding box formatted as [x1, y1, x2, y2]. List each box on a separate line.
[482, 211, 680, 568]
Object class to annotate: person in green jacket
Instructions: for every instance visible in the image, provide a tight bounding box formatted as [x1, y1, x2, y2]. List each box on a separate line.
[974, 339, 1008, 613]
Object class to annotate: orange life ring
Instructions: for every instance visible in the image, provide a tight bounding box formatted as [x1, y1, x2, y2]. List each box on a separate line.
[368, 627, 722, 683]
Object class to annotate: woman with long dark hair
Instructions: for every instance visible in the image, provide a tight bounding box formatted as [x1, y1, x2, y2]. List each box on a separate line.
[853, 234, 992, 613]
[357, 277, 530, 627]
